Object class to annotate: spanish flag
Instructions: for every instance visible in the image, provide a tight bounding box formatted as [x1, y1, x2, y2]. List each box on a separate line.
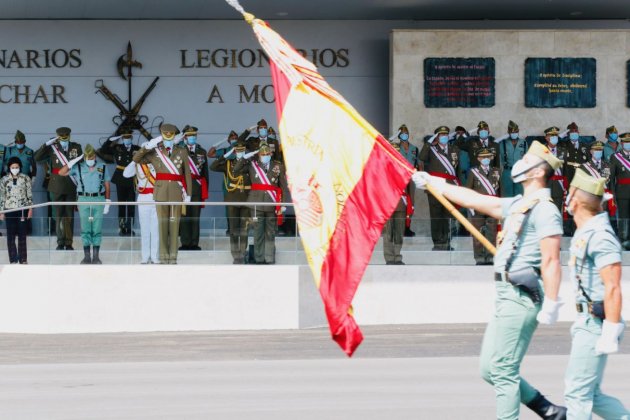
[227, 0, 415, 356]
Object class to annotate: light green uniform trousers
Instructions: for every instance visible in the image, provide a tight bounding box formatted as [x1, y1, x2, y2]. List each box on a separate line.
[565, 315, 630, 419]
[78, 196, 105, 247]
[480, 280, 541, 420]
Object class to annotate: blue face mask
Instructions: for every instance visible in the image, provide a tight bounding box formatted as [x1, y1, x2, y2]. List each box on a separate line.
[480, 158, 491, 166]
[163, 140, 173, 149]
[123, 138, 132, 146]
[438, 135, 449, 145]
[510, 133, 519, 140]
[569, 132, 580, 141]
[260, 155, 271, 164]
[86, 159, 96, 167]
[258, 128, 268, 137]
[479, 130, 489, 139]
[609, 133, 618, 142]
[186, 136, 196, 145]
[624, 143, 630, 152]
[16, 143, 25, 150]
[592, 150, 603, 160]
[399, 133, 409, 142]
[549, 136, 559, 146]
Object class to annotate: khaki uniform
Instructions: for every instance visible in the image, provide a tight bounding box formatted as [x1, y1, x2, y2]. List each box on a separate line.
[210, 156, 251, 263]
[419, 141, 461, 250]
[610, 150, 630, 245]
[383, 182, 412, 264]
[34, 141, 82, 247]
[466, 165, 501, 264]
[179, 143, 209, 249]
[133, 145, 192, 264]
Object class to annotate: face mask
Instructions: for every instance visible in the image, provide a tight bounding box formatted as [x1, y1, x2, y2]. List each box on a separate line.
[186, 136, 197, 145]
[510, 133, 519, 140]
[60, 139, 69, 147]
[609, 133, 618, 142]
[123, 138, 132, 146]
[10, 167, 19, 176]
[86, 159, 96, 167]
[399, 133, 409, 142]
[569, 132, 579, 141]
[479, 130, 489, 139]
[260, 155, 271, 164]
[480, 158, 491, 166]
[511, 158, 542, 183]
[549, 136, 558, 146]
[16, 143, 25, 150]
[258, 128, 268, 138]
[438, 135, 449, 145]
[592, 150, 603, 160]
[565, 192, 574, 216]
[624, 143, 630, 152]
[236, 152, 245, 159]
[163, 140, 173, 149]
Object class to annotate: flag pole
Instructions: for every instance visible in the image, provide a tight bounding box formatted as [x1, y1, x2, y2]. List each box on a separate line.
[425, 184, 497, 255]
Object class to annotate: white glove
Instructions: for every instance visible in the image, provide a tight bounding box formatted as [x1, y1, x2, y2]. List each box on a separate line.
[122, 162, 137, 178]
[223, 147, 235, 159]
[536, 298, 563, 325]
[144, 136, 162, 150]
[427, 133, 438, 144]
[184, 195, 191, 203]
[495, 134, 509, 143]
[244, 149, 259, 159]
[280, 206, 287, 213]
[448, 132, 457, 140]
[595, 320, 624, 355]
[46, 136, 59, 146]
[103, 199, 111, 215]
[411, 171, 446, 194]
[388, 130, 401, 141]
[174, 133, 185, 144]
[248, 124, 258, 132]
[67, 154, 84, 169]
[468, 127, 479, 135]
[109, 135, 122, 142]
[559, 129, 569, 139]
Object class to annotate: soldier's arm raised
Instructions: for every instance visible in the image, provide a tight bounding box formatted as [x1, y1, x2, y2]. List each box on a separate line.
[209, 156, 227, 173]
[34, 142, 52, 162]
[132, 147, 151, 164]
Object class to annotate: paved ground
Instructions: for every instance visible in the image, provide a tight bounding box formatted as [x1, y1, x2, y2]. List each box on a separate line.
[1, 323, 628, 419]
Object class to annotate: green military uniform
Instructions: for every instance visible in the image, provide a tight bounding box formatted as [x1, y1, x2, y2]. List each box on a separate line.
[210, 140, 251, 264]
[234, 142, 288, 264]
[267, 127, 284, 163]
[133, 124, 192, 264]
[603, 125, 620, 162]
[564, 122, 591, 183]
[4, 131, 36, 178]
[564, 170, 629, 419]
[396, 124, 418, 237]
[98, 128, 140, 235]
[243, 118, 280, 156]
[480, 142, 564, 419]
[452, 127, 471, 185]
[178, 126, 209, 250]
[498, 121, 528, 197]
[466, 148, 500, 265]
[34, 127, 82, 250]
[457, 121, 500, 168]
[419, 126, 461, 250]
[580, 142, 615, 226]
[609, 132, 630, 250]
[543, 126, 569, 212]
[383, 142, 412, 265]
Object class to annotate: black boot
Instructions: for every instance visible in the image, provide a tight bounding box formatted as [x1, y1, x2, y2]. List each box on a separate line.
[81, 246, 91, 264]
[526, 392, 567, 419]
[92, 246, 102, 264]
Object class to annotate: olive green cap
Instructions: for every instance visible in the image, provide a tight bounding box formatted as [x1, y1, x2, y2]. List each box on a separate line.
[606, 125, 618, 134]
[14, 130, 25, 142]
[183, 125, 198, 135]
[160, 123, 177, 134]
[507, 120, 519, 133]
[234, 140, 247, 151]
[477, 121, 489, 130]
[544, 126, 560, 136]
[259, 141, 271, 154]
[620, 132, 630, 142]
[476, 147, 494, 157]
[590, 141, 604, 150]
[84, 144, 96, 158]
[570, 168, 605, 197]
[527, 141, 562, 170]
[56, 127, 71, 137]
[434, 126, 450, 135]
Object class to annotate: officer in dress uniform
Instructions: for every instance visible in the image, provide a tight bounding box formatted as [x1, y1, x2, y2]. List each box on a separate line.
[4, 131, 36, 178]
[603, 125, 620, 161]
[98, 127, 139, 236]
[413, 141, 566, 419]
[178, 125, 208, 251]
[34, 127, 82, 250]
[457, 121, 500, 169]
[133, 123, 192, 264]
[453, 126, 471, 186]
[466, 148, 500, 265]
[266, 127, 283, 163]
[242, 118, 271, 152]
[564, 122, 591, 183]
[563, 169, 630, 419]
[394, 124, 419, 237]
[498, 120, 528, 198]
[210, 140, 251, 264]
[543, 126, 569, 213]
[418, 126, 461, 250]
[383, 142, 413, 265]
[59, 144, 111, 265]
[234, 141, 289, 265]
[580, 142, 615, 230]
[609, 132, 630, 250]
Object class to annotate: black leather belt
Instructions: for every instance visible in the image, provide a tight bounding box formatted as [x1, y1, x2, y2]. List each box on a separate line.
[78, 192, 104, 197]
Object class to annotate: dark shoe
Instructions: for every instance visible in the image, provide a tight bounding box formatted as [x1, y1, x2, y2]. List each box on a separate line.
[65, 245, 74, 251]
[395, 261, 405, 265]
[385, 261, 394, 265]
[191, 246, 202, 251]
[623, 240, 630, 251]
[80, 246, 92, 264]
[255, 261, 267, 265]
[179, 245, 188, 250]
[404, 227, 416, 237]
[526, 392, 567, 419]
[92, 246, 102, 264]
[19, 261, 27, 264]
[56, 245, 64, 251]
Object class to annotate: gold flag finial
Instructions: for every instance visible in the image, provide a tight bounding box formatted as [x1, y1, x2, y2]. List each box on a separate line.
[225, 0, 255, 24]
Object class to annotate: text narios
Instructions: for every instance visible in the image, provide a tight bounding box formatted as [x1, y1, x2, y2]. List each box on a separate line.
[0, 49, 82, 69]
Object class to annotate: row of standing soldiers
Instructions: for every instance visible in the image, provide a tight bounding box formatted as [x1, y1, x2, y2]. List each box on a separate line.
[388, 121, 630, 265]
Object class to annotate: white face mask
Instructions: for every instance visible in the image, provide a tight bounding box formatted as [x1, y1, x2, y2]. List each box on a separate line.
[236, 152, 245, 159]
[511, 158, 542, 183]
[10, 167, 20, 176]
[565, 192, 574, 216]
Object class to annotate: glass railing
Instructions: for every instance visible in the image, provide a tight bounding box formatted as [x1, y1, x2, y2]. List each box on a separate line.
[0, 202, 628, 265]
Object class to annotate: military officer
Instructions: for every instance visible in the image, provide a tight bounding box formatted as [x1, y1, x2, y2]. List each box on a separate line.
[603, 125, 620, 161]
[208, 130, 240, 159]
[563, 169, 630, 419]
[34, 127, 82, 250]
[564, 122, 590, 183]
[580, 142, 613, 218]
[394, 124, 419, 236]
[266, 127, 283, 162]
[418, 126, 461, 250]
[383, 142, 413, 265]
[497, 120, 528, 197]
[59, 144, 111, 264]
[543, 126, 569, 213]
[453, 125, 472, 185]
[413, 141, 566, 419]
[242, 118, 271, 152]
[466, 148, 500, 265]
[210, 140, 251, 264]
[133, 123, 192, 264]
[4, 131, 36, 178]
[609, 132, 630, 250]
[98, 127, 140, 236]
[234, 141, 288, 265]
[178, 125, 209, 251]
[457, 121, 500, 169]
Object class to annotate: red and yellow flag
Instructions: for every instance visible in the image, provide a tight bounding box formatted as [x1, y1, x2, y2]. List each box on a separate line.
[227, 0, 414, 356]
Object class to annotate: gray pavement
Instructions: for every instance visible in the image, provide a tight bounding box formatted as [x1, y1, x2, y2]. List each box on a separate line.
[1, 324, 629, 419]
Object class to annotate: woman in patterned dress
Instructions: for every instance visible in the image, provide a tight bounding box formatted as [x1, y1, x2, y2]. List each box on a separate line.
[0, 157, 33, 264]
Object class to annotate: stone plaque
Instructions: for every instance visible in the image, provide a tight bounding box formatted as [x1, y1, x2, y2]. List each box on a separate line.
[525, 58, 596, 108]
